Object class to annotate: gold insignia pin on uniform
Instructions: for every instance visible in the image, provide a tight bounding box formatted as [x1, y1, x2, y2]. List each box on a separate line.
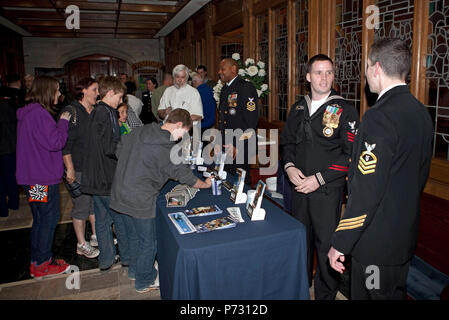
[358, 142, 377, 175]
[247, 97, 256, 112]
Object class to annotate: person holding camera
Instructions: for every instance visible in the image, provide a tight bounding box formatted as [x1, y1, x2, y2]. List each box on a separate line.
[60, 78, 100, 259]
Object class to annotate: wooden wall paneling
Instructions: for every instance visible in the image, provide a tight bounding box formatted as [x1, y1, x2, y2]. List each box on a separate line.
[321, 0, 336, 61]
[243, 0, 257, 59]
[196, 41, 201, 67]
[308, 0, 335, 59]
[0, 26, 24, 82]
[205, 3, 217, 80]
[268, 8, 276, 122]
[424, 159, 449, 201]
[253, 0, 289, 15]
[287, 0, 296, 112]
[212, 11, 243, 36]
[201, 39, 207, 68]
[308, 0, 320, 57]
[360, 0, 376, 118]
[410, 0, 429, 103]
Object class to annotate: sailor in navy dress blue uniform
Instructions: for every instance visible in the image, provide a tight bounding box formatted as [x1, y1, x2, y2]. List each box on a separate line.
[280, 54, 359, 300]
[328, 38, 434, 300]
[217, 58, 259, 185]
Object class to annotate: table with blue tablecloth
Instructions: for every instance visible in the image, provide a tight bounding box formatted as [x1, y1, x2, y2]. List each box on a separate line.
[156, 176, 310, 300]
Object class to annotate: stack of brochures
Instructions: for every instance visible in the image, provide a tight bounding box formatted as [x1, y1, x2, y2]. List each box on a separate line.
[168, 211, 238, 235]
[195, 216, 237, 233]
[184, 205, 223, 217]
[166, 184, 199, 208]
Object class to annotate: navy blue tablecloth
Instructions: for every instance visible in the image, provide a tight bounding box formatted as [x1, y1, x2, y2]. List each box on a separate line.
[156, 177, 310, 300]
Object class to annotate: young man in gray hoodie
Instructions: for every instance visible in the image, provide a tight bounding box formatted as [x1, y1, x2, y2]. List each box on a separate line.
[110, 108, 211, 293]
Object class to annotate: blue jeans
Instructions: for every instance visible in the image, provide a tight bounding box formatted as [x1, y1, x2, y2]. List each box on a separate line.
[92, 196, 130, 269]
[119, 213, 138, 278]
[131, 216, 157, 291]
[24, 184, 60, 265]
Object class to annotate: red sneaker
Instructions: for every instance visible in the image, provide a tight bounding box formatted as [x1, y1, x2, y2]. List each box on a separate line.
[33, 258, 71, 279]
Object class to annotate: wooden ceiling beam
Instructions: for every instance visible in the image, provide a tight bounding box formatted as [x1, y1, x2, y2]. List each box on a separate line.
[0, 0, 53, 9]
[15, 19, 161, 29]
[114, 0, 122, 38]
[118, 14, 168, 22]
[119, 3, 179, 14]
[27, 26, 156, 34]
[17, 19, 115, 27]
[54, 1, 118, 11]
[28, 32, 155, 39]
[26, 26, 114, 33]
[117, 21, 161, 28]
[2, 11, 61, 20]
[2, 10, 169, 22]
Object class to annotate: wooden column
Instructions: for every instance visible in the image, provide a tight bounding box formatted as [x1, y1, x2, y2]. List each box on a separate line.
[268, 7, 275, 122]
[308, 0, 335, 58]
[320, 0, 336, 61]
[287, 0, 297, 111]
[360, 0, 375, 117]
[243, 0, 256, 60]
[205, 3, 217, 80]
[308, 0, 320, 57]
[410, 0, 429, 103]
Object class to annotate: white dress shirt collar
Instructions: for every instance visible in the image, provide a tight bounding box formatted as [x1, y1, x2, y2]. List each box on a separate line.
[226, 76, 238, 87]
[377, 83, 407, 100]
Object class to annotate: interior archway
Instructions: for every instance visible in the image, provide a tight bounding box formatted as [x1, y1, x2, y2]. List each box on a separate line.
[64, 54, 131, 95]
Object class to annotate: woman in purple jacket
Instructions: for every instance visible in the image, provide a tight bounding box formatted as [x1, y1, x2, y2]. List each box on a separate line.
[16, 76, 72, 279]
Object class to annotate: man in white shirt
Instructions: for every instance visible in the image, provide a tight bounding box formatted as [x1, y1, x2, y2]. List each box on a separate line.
[157, 64, 203, 124]
[125, 81, 144, 117]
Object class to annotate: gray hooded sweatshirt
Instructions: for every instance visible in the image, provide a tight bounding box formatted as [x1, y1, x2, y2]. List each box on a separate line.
[110, 123, 197, 219]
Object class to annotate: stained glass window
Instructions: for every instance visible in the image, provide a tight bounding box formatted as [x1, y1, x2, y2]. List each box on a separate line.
[275, 7, 289, 121]
[374, 0, 415, 86]
[221, 43, 243, 60]
[374, 0, 414, 46]
[295, 0, 309, 101]
[335, 0, 363, 112]
[426, 0, 449, 159]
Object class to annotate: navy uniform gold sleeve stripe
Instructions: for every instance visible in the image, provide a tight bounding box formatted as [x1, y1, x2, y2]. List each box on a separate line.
[331, 108, 395, 256]
[335, 214, 367, 232]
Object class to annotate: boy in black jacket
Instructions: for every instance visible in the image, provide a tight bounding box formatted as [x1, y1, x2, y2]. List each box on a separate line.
[81, 76, 128, 271]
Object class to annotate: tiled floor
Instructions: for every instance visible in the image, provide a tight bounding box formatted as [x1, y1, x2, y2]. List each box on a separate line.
[0, 266, 160, 300]
[0, 185, 346, 300]
[0, 187, 162, 300]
